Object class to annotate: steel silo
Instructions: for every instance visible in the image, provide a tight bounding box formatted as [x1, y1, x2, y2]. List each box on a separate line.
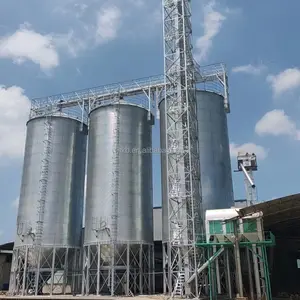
[10, 115, 87, 296]
[196, 91, 234, 212]
[82, 102, 154, 296]
[159, 90, 233, 240]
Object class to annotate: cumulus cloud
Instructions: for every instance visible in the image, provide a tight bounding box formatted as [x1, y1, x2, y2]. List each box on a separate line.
[95, 5, 122, 45]
[0, 24, 59, 71]
[255, 109, 300, 140]
[0, 86, 30, 159]
[232, 64, 266, 75]
[230, 143, 268, 160]
[267, 68, 300, 97]
[195, 1, 226, 63]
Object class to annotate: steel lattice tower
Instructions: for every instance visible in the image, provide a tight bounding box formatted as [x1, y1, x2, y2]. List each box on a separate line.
[162, 0, 203, 297]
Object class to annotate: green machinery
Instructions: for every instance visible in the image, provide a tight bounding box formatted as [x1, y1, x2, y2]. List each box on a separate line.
[196, 208, 275, 300]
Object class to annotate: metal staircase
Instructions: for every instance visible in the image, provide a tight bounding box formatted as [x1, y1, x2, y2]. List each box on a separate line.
[171, 224, 185, 297]
[173, 272, 185, 297]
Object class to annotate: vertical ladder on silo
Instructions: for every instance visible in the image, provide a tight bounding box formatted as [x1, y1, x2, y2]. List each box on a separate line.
[34, 116, 53, 294]
[36, 116, 53, 244]
[110, 100, 120, 294]
[111, 101, 120, 242]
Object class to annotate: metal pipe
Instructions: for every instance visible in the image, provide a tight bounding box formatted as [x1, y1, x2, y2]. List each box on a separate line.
[240, 163, 255, 187]
[186, 247, 224, 284]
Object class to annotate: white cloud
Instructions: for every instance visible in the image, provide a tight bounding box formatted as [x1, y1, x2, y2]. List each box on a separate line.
[95, 5, 122, 45]
[0, 86, 30, 159]
[230, 143, 268, 160]
[267, 68, 300, 97]
[0, 24, 59, 71]
[255, 109, 300, 140]
[12, 197, 19, 209]
[195, 1, 226, 63]
[53, 29, 88, 57]
[232, 64, 266, 75]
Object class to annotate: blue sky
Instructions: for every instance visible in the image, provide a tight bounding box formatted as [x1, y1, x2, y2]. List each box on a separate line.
[1, 0, 300, 244]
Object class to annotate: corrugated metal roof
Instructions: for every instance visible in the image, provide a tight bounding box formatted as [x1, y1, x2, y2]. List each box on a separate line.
[239, 193, 300, 232]
[0, 242, 13, 251]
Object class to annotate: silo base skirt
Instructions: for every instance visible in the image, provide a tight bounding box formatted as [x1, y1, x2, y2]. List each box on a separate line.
[8, 245, 82, 296]
[82, 243, 154, 296]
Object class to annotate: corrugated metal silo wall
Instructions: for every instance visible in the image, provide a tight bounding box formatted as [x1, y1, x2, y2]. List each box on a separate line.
[158, 101, 169, 243]
[15, 116, 87, 248]
[196, 90, 234, 212]
[159, 90, 234, 241]
[84, 104, 153, 245]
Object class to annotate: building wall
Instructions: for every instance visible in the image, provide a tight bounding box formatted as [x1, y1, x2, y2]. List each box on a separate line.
[0, 254, 11, 290]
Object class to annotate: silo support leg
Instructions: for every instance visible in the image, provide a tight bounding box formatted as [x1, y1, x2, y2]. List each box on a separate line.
[126, 243, 130, 295]
[97, 244, 100, 295]
[34, 247, 41, 296]
[163, 244, 167, 294]
[152, 245, 155, 294]
[148, 245, 151, 294]
[86, 246, 90, 295]
[139, 244, 143, 294]
[50, 248, 56, 296]
[81, 247, 86, 295]
[111, 244, 115, 296]
[22, 246, 29, 296]
[63, 248, 69, 295]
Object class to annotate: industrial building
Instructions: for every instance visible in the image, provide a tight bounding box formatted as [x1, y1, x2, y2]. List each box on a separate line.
[2, 0, 300, 299]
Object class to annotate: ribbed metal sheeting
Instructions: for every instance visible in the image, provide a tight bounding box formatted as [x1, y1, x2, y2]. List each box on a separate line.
[82, 103, 154, 296]
[15, 116, 87, 248]
[84, 103, 153, 245]
[10, 116, 87, 296]
[159, 91, 234, 241]
[196, 91, 234, 212]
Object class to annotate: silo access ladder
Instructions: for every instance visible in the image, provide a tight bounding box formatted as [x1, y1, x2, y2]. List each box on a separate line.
[36, 117, 53, 244]
[111, 101, 120, 242]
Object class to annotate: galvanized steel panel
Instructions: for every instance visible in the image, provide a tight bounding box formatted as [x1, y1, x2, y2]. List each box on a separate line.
[158, 100, 170, 242]
[196, 91, 234, 212]
[159, 91, 233, 241]
[15, 116, 87, 247]
[84, 104, 153, 245]
[153, 207, 162, 242]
